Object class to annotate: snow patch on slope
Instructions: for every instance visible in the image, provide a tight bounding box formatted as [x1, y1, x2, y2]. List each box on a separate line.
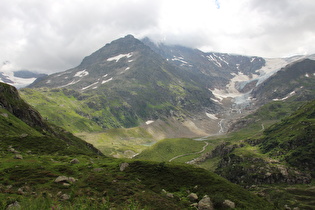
[145, 120, 154, 125]
[74, 69, 89, 77]
[273, 91, 296, 101]
[81, 81, 99, 90]
[102, 77, 113, 84]
[206, 112, 218, 120]
[107, 53, 133, 62]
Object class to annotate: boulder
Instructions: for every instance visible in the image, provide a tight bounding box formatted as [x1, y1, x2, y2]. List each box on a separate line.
[54, 176, 77, 183]
[198, 195, 214, 210]
[166, 193, 174, 198]
[6, 201, 21, 209]
[222, 199, 235, 208]
[61, 194, 70, 200]
[119, 162, 129, 171]
[68, 177, 77, 183]
[14, 154, 23, 159]
[70, 158, 80, 164]
[187, 193, 198, 202]
[54, 176, 69, 183]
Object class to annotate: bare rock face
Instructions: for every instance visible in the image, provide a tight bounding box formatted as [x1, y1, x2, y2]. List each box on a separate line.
[198, 195, 214, 210]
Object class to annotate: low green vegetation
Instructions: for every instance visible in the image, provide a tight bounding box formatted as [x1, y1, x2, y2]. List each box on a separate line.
[259, 100, 315, 175]
[76, 127, 155, 158]
[134, 138, 206, 162]
[20, 88, 103, 133]
[0, 151, 274, 209]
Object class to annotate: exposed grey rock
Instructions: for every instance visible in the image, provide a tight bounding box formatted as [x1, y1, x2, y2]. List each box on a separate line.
[14, 154, 23, 159]
[8, 147, 19, 154]
[119, 162, 129, 171]
[54, 176, 77, 183]
[6, 201, 21, 210]
[187, 193, 198, 202]
[54, 176, 69, 183]
[70, 158, 80, 164]
[198, 195, 214, 210]
[1, 113, 8, 118]
[93, 168, 103, 172]
[191, 203, 198, 208]
[166, 193, 174, 198]
[67, 177, 77, 183]
[222, 199, 235, 208]
[20, 133, 28, 138]
[61, 194, 70, 200]
[17, 188, 24, 195]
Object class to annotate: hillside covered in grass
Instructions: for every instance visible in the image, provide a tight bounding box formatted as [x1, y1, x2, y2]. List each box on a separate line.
[0, 82, 101, 156]
[136, 100, 315, 209]
[0, 81, 277, 209]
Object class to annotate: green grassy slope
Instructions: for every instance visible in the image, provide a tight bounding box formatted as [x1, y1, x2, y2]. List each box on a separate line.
[0, 153, 274, 209]
[0, 82, 101, 156]
[134, 138, 207, 162]
[77, 127, 155, 158]
[260, 100, 315, 175]
[20, 88, 103, 133]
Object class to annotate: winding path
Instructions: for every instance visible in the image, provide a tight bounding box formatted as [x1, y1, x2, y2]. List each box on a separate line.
[169, 142, 209, 162]
[260, 123, 265, 131]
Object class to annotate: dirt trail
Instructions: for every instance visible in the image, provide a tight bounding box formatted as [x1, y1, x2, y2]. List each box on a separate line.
[169, 142, 209, 162]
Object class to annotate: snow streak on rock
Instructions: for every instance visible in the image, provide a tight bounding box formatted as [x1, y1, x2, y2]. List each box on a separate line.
[107, 53, 133, 62]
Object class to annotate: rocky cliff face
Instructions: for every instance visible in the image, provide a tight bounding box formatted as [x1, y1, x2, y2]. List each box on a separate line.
[0, 82, 47, 130]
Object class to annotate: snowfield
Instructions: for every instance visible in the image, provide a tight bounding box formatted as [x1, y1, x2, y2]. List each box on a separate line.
[210, 57, 304, 106]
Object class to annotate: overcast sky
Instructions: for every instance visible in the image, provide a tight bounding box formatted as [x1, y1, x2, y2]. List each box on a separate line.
[1, 0, 315, 73]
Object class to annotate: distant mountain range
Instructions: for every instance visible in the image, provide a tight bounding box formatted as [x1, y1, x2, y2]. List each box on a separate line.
[20, 35, 314, 136]
[0, 69, 47, 88]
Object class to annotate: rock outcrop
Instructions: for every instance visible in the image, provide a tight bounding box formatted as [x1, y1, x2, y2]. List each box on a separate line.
[216, 154, 311, 186]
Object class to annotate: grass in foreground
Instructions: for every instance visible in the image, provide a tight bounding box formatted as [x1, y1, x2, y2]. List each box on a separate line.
[0, 150, 274, 209]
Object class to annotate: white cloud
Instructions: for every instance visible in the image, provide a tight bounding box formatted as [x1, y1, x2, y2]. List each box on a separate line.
[1, 0, 315, 73]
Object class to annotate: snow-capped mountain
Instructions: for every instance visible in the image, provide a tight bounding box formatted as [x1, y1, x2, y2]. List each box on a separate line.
[0, 66, 47, 89]
[23, 35, 315, 137]
[142, 38, 315, 107]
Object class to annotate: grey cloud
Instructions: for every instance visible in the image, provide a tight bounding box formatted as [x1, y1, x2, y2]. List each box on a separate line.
[1, 0, 315, 73]
[1, 0, 161, 73]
